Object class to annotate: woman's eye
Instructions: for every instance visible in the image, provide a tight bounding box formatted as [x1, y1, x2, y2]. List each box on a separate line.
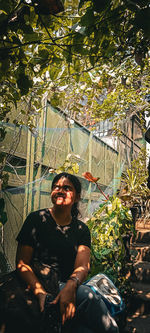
[53, 185, 60, 190]
[52, 185, 72, 191]
[64, 186, 72, 191]
[63, 186, 67, 190]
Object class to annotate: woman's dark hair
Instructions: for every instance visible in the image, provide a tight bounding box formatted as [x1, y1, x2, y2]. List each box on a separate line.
[51, 172, 82, 218]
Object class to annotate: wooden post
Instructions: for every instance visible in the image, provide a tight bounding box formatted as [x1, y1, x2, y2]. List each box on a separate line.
[88, 132, 92, 214]
[104, 144, 106, 185]
[23, 129, 34, 219]
[33, 96, 48, 211]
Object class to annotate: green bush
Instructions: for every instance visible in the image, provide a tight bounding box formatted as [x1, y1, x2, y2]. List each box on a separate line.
[87, 195, 135, 288]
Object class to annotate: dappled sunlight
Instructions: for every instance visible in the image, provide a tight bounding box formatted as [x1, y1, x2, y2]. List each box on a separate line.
[39, 210, 47, 222]
[31, 227, 36, 236]
[88, 292, 94, 299]
[74, 266, 86, 273]
[40, 266, 51, 276]
[33, 261, 52, 276]
[55, 224, 70, 234]
[18, 263, 32, 273]
[78, 224, 83, 230]
[78, 245, 88, 252]
[102, 312, 118, 330]
[0, 324, 6, 333]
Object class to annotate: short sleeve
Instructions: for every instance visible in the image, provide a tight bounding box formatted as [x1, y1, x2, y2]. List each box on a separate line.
[16, 212, 38, 248]
[77, 221, 91, 249]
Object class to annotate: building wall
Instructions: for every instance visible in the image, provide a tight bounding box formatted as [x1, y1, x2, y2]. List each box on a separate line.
[0, 104, 143, 271]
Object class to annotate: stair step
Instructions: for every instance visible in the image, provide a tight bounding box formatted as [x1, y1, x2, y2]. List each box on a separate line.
[125, 313, 150, 333]
[127, 293, 150, 316]
[124, 220, 150, 332]
[136, 219, 150, 230]
[130, 243, 150, 261]
[134, 230, 150, 243]
[125, 284, 150, 333]
[131, 261, 150, 283]
[130, 282, 150, 301]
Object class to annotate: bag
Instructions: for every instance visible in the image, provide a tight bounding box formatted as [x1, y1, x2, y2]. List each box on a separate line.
[85, 273, 125, 317]
[0, 261, 61, 333]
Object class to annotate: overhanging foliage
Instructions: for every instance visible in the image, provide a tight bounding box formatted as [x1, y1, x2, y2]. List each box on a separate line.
[0, 0, 150, 130]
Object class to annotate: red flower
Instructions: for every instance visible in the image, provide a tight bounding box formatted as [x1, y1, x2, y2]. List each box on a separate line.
[82, 171, 109, 201]
[82, 172, 99, 183]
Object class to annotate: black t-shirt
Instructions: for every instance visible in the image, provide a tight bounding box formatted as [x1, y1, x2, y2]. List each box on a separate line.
[16, 209, 91, 282]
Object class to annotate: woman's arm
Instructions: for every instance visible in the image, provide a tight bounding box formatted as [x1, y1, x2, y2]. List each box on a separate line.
[16, 244, 47, 311]
[53, 245, 90, 324]
[69, 244, 90, 284]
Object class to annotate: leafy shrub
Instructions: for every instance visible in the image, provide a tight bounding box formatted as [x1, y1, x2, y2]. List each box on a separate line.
[87, 195, 135, 287]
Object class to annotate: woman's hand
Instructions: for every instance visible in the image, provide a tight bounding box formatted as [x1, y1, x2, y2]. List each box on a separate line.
[37, 292, 47, 312]
[52, 281, 76, 325]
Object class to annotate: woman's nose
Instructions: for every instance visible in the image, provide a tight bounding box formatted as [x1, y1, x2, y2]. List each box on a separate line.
[58, 186, 65, 193]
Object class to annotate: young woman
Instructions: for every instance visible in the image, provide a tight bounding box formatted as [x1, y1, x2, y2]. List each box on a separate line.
[15, 172, 119, 333]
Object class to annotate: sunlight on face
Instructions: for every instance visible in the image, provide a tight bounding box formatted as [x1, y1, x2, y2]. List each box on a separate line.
[51, 177, 78, 208]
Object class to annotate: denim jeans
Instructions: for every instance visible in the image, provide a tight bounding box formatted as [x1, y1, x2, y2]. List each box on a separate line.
[59, 283, 119, 333]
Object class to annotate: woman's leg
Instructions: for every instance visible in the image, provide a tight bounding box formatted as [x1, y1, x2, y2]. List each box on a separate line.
[73, 324, 95, 333]
[75, 284, 119, 333]
[59, 283, 119, 333]
[62, 321, 95, 333]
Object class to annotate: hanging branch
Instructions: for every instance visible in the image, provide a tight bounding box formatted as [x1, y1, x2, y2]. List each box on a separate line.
[82, 171, 109, 201]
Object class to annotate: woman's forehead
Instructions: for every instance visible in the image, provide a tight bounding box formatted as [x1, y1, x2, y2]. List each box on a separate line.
[54, 177, 73, 186]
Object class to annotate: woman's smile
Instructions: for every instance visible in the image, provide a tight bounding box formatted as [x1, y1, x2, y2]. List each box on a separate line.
[55, 195, 65, 205]
[51, 177, 77, 207]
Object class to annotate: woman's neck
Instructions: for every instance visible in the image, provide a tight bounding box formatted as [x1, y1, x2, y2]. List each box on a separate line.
[50, 207, 72, 226]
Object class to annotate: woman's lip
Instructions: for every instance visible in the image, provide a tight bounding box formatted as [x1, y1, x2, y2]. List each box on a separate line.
[55, 196, 65, 204]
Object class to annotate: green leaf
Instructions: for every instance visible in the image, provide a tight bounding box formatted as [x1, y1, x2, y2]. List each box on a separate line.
[21, 23, 34, 35]
[0, 0, 12, 13]
[12, 36, 22, 45]
[17, 73, 33, 96]
[135, 8, 150, 37]
[101, 248, 112, 255]
[50, 93, 60, 108]
[0, 57, 10, 74]
[24, 31, 41, 42]
[89, 55, 96, 66]
[80, 9, 95, 27]
[38, 48, 50, 60]
[92, 0, 109, 12]
[49, 66, 60, 80]
[72, 163, 79, 174]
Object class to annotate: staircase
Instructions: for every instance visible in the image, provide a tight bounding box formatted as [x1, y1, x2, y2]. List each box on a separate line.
[124, 219, 150, 333]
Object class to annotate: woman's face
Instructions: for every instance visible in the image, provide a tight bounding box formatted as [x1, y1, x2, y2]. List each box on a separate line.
[51, 177, 79, 208]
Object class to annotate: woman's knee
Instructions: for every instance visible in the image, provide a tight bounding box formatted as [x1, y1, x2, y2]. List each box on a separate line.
[75, 285, 119, 333]
[76, 284, 96, 303]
